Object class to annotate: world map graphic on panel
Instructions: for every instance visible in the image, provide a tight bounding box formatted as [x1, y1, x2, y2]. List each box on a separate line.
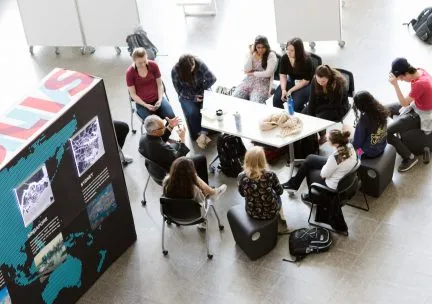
[1, 119, 108, 304]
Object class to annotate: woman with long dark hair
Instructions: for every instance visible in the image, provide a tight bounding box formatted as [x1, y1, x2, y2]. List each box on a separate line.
[273, 37, 314, 111]
[171, 55, 217, 149]
[163, 157, 226, 228]
[352, 91, 389, 158]
[233, 35, 278, 104]
[282, 130, 357, 202]
[304, 64, 350, 144]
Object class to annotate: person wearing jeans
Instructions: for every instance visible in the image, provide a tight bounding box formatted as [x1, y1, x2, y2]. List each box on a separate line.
[171, 54, 217, 149]
[135, 96, 174, 121]
[178, 96, 206, 143]
[387, 57, 432, 172]
[126, 47, 175, 121]
[272, 37, 314, 112]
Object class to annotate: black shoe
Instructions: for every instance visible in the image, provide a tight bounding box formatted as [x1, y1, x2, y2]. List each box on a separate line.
[282, 181, 297, 191]
[398, 157, 418, 172]
[301, 193, 312, 204]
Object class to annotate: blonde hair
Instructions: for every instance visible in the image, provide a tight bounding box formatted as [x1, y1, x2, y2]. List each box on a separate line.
[132, 47, 147, 60]
[244, 146, 268, 180]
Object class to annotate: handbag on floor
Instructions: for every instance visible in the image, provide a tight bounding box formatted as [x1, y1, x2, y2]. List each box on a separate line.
[283, 227, 332, 262]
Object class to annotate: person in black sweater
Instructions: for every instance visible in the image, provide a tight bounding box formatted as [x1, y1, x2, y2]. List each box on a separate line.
[352, 91, 389, 158]
[138, 115, 209, 183]
[273, 37, 314, 112]
[303, 65, 349, 144]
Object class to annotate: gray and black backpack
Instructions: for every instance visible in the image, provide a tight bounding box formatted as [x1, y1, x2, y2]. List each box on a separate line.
[405, 7, 432, 44]
[126, 26, 159, 59]
[283, 227, 333, 262]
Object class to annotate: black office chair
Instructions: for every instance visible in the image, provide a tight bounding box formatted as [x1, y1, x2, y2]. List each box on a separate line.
[335, 68, 355, 123]
[129, 80, 171, 135]
[307, 161, 367, 235]
[336, 68, 355, 98]
[160, 197, 224, 259]
[273, 52, 282, 81]
[309, 53, 322, 71]
[142, 157, 167, 206]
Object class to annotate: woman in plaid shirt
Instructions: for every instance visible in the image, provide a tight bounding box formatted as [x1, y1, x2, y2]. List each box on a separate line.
[171, 55, 217, 149]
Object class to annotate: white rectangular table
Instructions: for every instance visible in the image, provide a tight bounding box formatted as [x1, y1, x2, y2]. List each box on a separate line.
[201, 91, 336, 178]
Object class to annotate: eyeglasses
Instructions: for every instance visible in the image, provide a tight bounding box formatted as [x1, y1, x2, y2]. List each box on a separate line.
[151, 126, 165, 132]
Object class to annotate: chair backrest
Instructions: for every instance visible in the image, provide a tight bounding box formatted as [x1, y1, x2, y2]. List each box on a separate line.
[336, 161, 361, 201]
[144, 157, 167, 185]
[335, 68, 355, 97]
[160, 196, 203, 225]
[273, 51, 282, 81]
[309, 53, 322, 72]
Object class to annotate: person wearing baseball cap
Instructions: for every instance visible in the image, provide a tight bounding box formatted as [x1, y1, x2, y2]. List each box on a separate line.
[387, 57, 432, 172]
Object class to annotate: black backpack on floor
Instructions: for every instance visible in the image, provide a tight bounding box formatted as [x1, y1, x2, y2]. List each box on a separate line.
[216, 134, 246, 177]
[283, 227, 332, 262]
[126, 27, 159, 59]
[405, 7, 432, 44]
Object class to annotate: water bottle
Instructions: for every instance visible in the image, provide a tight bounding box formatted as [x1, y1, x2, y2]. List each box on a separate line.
[287, 96, 295, 115]
[234, 111, 241, 131]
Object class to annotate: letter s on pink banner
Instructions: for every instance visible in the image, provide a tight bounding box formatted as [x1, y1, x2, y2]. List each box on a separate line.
[43, 69, 94, 96]
[0, 145, 5, 166]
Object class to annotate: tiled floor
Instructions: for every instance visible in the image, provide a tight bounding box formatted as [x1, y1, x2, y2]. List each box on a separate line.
[2, 0, 432, 303]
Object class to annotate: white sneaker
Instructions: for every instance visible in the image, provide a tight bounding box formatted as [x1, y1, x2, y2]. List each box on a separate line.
[123, 155, 133, 164]
[197, 221, 207, 230]
[196, 134, 207, 149]
[210, 184, 227, 201]
[204, 135, 212, 144]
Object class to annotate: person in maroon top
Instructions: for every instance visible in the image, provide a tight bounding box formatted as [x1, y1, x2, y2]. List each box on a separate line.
[126, 47, 175, 121]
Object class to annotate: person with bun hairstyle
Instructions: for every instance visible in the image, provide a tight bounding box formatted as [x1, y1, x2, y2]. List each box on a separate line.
[237, 146, 288, 234]
[282, 130, 357, 202]
[233, 35, 278, 104]
[352, 91, 389, 158]
[273, 37, 314, 112]
[163, 157, 227, 229]
[387, 57, 432, 172]
[303, 64, 350, 144]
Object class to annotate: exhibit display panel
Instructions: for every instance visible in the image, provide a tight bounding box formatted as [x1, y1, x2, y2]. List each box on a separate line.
[0, 68, 137, 304]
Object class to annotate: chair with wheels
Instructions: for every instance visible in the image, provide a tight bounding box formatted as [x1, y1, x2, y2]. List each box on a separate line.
[310, 53, 322, 71]
[336, 68, 355, 98]
[160, 196, 224, 259]
[335, 68, 355, 123]
[129, 80, 171, 135]
[307, 161, 366, 235]
[273, 52, 282, 82]
[142, 157, 167, 206]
